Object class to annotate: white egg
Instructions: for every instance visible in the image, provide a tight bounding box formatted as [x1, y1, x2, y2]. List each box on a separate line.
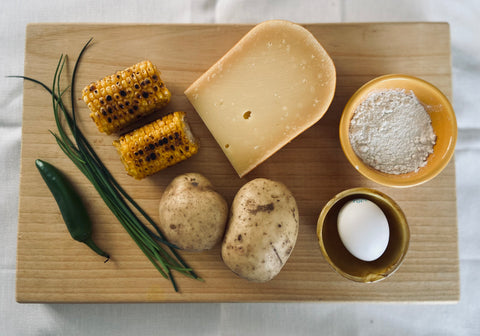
[337, 198, 390, 262]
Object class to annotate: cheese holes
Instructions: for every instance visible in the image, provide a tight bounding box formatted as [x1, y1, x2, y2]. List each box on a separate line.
[243, 111, 252, 120]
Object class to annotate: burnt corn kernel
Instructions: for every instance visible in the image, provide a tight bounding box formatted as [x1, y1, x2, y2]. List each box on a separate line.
[113, 111, 199, 179]
[82, 60, 171, 135]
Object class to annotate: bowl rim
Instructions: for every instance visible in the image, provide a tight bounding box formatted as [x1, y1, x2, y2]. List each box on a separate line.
[339, 74, 457, 188]
[316, 187, 410, 283]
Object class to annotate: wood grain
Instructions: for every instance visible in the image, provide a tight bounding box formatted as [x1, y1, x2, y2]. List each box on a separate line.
[16, 22, 459, 303]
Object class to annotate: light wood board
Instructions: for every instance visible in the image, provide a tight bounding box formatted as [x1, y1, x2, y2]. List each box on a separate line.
[16, 22, 459, 303]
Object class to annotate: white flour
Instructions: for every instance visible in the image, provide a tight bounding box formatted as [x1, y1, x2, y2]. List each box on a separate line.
[349, 89, 436, 174]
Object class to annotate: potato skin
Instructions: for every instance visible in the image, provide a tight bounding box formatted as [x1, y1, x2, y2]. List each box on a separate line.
[221, 178, 299, 282]
[158, 173, 228, 251]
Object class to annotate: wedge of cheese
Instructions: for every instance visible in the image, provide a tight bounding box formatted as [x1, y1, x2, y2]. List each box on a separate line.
[185, 20, 336, 177]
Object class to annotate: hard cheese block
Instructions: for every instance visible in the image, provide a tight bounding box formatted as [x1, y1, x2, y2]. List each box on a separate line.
[185, 20, 336, 177]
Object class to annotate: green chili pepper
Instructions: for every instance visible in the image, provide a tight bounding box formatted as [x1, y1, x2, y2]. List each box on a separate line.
[35, 159, 110, 262]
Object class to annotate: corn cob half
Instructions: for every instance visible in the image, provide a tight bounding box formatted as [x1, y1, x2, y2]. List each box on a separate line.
[113, 111, 199, 179]
[82, 60, 171, 134]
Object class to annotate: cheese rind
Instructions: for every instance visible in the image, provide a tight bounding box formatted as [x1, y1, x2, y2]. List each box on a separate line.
[185, 20, 336, 177]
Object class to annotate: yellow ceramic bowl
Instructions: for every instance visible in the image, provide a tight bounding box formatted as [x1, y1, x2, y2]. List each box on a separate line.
[317, 188, 410, 283]
[339, 74, 457, 188]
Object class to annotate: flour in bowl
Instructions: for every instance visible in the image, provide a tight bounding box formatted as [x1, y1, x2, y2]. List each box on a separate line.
[349, 88, 436, 174]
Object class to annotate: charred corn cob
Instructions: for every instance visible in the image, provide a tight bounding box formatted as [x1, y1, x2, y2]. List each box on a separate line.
[82, 60, 171, 135]
[113, 111, 199, 179]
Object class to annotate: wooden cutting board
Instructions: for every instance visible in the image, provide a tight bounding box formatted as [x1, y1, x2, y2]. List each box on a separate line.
[16, 22, 459, 303]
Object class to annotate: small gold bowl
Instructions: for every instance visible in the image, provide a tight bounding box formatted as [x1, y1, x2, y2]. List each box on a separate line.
[317, 187, 410, 283]
[339, 74, 457, 188]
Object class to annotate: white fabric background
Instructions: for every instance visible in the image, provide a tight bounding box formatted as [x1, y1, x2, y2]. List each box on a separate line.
[1, 0, 479, 335]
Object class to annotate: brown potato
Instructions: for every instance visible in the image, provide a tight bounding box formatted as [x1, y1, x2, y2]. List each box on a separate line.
[221, 178, 299, 282]
[158, 173, 228, 251]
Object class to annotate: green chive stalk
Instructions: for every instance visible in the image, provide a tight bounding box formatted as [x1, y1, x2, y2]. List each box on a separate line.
[11, 39, 202, 292]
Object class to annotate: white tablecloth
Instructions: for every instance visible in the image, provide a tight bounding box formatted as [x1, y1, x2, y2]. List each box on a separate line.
[1, 1, 479, 334]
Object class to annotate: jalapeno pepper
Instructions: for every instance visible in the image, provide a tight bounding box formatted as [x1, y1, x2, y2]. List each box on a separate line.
[35, 159, 110, 261]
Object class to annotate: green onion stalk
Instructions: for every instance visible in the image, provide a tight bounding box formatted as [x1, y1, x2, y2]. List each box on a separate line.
[11, 39, 202, 292]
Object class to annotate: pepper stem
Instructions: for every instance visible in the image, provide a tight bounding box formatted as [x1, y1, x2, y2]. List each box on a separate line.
[83, 237, 110, 262]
